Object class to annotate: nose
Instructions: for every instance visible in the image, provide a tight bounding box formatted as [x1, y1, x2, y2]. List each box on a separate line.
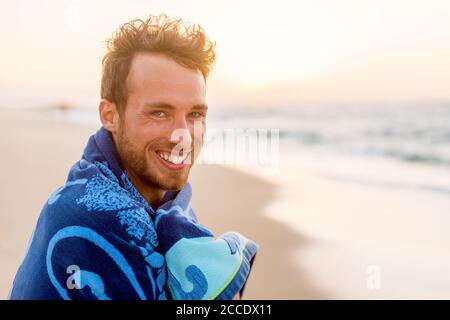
[170, 116, 193, 152]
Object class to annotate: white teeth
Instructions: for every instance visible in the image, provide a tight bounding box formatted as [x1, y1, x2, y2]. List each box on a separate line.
[158, 152, 189, 165]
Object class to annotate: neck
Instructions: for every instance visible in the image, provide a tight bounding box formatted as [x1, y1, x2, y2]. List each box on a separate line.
[110, 130, 165, 211]
[125, 167, 165, 211]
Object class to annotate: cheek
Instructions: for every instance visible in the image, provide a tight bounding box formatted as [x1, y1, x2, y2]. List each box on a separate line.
[128, 117, 160, 142]
[121, 125, 151, 156]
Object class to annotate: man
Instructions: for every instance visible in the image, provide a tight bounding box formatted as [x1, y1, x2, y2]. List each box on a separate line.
[9, 14, 257, 300]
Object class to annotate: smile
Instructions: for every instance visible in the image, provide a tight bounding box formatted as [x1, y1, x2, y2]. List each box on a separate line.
[155, 150, 191, 170]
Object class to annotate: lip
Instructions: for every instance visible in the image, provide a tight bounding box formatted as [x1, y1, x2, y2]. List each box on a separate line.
[154, 151, 189, 171]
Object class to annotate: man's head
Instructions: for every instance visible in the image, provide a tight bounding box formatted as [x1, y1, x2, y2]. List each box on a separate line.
[99, 14, 216, 197]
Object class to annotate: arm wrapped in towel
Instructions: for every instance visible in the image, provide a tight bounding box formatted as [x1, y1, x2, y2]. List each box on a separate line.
[154, 185, 258, 300]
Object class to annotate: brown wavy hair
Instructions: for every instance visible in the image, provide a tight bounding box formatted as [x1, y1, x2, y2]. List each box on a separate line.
[101, 13, 216, 113]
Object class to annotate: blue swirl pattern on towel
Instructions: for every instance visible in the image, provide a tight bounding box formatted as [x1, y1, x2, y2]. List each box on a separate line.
[9, 127, 258, 300]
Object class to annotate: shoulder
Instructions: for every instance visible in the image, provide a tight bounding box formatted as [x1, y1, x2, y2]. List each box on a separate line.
[40, 160, 158, 249]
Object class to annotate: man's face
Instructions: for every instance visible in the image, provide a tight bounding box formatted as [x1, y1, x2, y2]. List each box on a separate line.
[114, 53, 207, 191]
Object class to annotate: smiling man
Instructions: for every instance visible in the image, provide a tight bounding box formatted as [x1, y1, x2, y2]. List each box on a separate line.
[103, 49, 207, 210]
[9, 14, 257, 300]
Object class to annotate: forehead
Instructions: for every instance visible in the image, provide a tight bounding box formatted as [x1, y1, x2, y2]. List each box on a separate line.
[126, 53, 206, 107]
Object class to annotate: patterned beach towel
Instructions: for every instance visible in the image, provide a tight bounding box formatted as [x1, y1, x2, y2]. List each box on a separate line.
[9, 127, 258, 300]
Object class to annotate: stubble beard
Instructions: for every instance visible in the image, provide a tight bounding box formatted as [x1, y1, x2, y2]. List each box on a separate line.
[115, 123, 190, 192]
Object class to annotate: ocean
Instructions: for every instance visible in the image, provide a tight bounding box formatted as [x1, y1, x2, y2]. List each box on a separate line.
[208, 103, 450, 167]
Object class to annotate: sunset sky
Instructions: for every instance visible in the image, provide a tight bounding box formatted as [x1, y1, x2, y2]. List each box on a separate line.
[1, 0, 450, 108]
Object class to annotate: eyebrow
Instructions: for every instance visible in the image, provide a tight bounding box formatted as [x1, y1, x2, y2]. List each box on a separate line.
[144, 102, 208, 111]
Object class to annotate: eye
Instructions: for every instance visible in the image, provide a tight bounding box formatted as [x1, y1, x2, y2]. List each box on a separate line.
[189, 111, 205, 119]
[151, 111, 166, 118]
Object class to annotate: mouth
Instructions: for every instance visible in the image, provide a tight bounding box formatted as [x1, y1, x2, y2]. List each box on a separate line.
[154, 150, 191, 171]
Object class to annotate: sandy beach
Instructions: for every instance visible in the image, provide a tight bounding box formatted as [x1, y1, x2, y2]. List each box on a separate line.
[2, 107, 450, 299]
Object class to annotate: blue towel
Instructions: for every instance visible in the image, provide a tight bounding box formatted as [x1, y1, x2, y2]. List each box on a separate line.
[9, 127, 258, 300]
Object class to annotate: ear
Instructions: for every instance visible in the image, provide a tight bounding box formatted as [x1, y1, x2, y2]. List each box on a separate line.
[99, 99, 120, 133]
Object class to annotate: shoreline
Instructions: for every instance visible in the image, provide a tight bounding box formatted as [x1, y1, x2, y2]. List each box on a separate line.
[189, 164, 326, 299]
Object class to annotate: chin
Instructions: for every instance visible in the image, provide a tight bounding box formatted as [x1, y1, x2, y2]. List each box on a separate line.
[148, 171, 188, 191]
[164, 179, 188, 191]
